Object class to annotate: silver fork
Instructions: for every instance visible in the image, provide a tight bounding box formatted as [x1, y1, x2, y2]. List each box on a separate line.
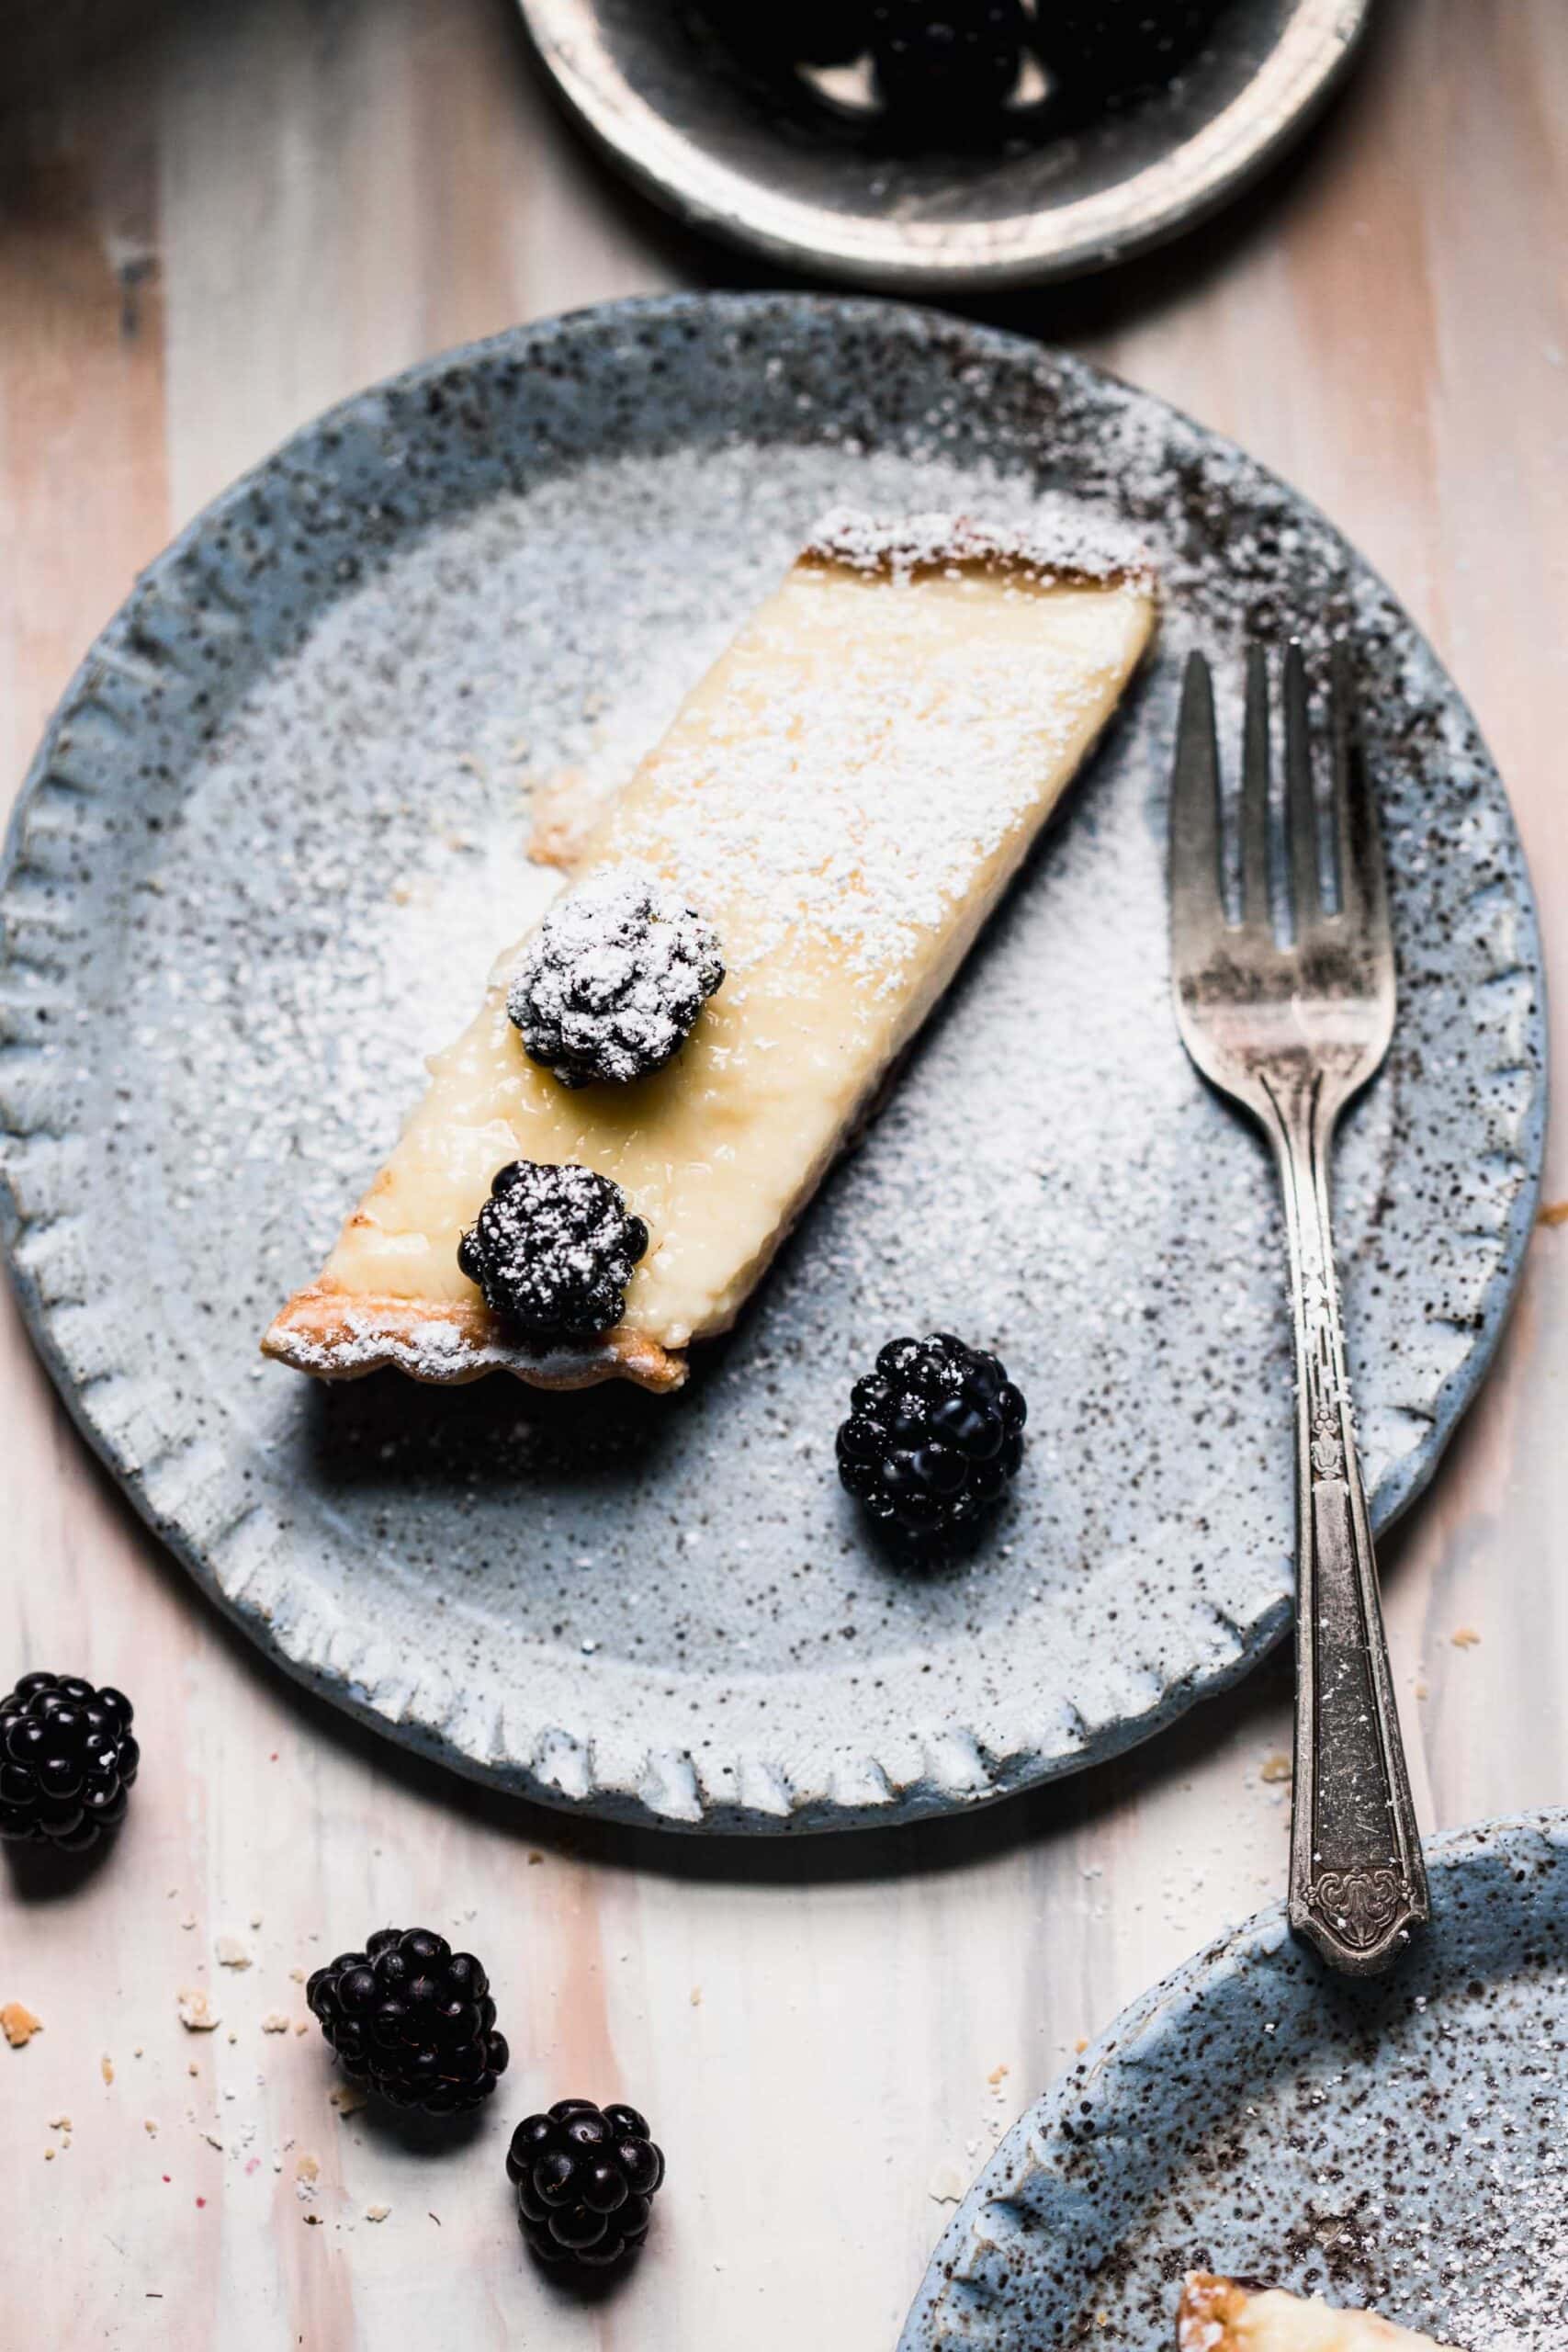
[1169, 641, 1427, 1977]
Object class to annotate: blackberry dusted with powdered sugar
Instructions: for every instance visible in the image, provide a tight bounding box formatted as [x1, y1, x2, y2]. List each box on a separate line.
[457, 1160, 649, 1336]
[0, 1672, 139, 1851]
[837, 1333, 1026, 1542]
[507, 871, 724, 1090]
[306, 1927, 508, 2114]
[508, 2098, 666, 2268]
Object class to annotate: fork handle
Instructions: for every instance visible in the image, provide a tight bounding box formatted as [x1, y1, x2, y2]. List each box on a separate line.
[1265, 1072, 1428, 1975]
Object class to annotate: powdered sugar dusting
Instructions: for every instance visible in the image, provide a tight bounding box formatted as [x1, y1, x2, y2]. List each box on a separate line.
[604, 513, 1150, 991]
[805, 503, 1153, 585]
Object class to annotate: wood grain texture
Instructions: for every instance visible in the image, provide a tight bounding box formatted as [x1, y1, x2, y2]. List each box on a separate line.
[1, 0, 1564, 2343]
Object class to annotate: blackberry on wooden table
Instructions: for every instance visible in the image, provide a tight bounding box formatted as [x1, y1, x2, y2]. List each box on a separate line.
[0, 1672, 139, 1851]
[508, 2098, 666, 2268]
[306, 1928, 509, 2115]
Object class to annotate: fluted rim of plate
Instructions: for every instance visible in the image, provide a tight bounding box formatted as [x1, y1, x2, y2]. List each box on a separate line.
[0, 292, 1548, 1833]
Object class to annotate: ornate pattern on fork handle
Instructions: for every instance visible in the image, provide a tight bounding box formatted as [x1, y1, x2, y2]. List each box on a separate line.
[1263, 1066, 1429, 1975]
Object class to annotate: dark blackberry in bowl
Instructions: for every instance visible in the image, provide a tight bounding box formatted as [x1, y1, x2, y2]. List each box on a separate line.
[869, 0, 1031, 137]
[0, 1672, 139, 1851]
[306, 1928, 508, 2115]
[694, 0, 874, 70]
[508, 2098, 666, 2268]
[1034, 0, 1223, 113]
[837, 1333, 1027, 1543]
[457, 1160, 649, 1337]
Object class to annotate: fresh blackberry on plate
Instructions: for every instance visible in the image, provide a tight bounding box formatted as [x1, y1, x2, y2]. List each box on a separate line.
[457, 1160, 649, 1337]
[508, 2098, 666, 2268]
[306, 1928, 508, 2115]
[0, 1673, 139, 1851]
[508, 871, 724, 1091]
[870, 0, 1029, 135]
[837, 1333, 1026, 1542]
[1034, 0, 1221, 111]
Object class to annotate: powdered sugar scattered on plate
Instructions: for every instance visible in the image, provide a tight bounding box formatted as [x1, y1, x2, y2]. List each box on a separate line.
[5, 304, 1539, 1830]
[605, 507, 1149, 989]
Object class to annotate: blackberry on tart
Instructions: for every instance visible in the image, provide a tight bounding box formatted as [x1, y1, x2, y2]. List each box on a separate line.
[507, 870, 724, 1091]
[457, 1160, 649, 1338]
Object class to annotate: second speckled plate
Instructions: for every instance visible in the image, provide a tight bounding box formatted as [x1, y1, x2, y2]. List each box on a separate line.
[900, 1810, 1568, 2348]
[0, 295, 1546, 1829]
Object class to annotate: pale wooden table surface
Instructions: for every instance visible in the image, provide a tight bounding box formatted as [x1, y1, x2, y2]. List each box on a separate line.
[2, 3, 1564, 2345]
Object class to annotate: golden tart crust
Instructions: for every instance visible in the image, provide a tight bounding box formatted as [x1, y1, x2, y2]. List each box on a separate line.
[1179, 2275, 1451, 2352]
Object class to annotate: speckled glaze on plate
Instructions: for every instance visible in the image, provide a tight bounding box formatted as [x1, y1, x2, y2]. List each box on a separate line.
[901, 1810, 1568, 2350]
[0, 295, 1545, 1831]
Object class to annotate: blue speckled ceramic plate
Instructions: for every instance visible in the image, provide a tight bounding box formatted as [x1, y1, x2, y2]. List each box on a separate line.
[0, 295, 1546, 1830]
[902, 1810, 1568, 2350]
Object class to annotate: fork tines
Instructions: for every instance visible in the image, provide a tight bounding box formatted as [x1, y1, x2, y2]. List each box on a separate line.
[1171, 641, 1387, 954]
